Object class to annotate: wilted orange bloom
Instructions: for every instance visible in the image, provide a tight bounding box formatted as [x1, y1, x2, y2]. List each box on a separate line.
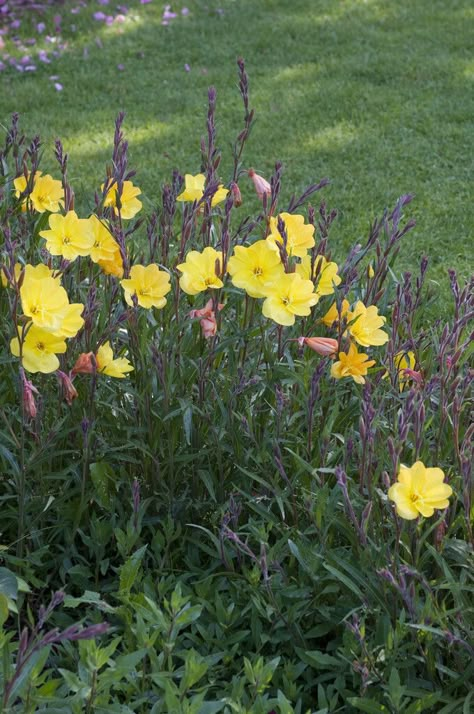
[57, 370, 78, 404]
[299, 336, 339, 357]
[248, 168, 271, 200]
[21, 371, 39, 419]
[230, 182, 242, 207]
[71, 352, 95, 375]
[189, 299, 224, 339]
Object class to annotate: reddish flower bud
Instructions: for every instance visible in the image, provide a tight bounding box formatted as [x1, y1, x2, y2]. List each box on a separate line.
[21, 370, 38, 419]
[71, 352, 95, 375]
[230, 181, 242, 207]
[300, 336, 338, 357]
[248, 168, 271, 201]
[57, 370, 78, 405]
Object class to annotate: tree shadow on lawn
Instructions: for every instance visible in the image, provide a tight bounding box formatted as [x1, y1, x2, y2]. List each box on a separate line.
[2, 0, 473, 280]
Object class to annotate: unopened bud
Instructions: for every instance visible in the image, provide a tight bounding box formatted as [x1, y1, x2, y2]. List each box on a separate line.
[248, 168, 272, 201]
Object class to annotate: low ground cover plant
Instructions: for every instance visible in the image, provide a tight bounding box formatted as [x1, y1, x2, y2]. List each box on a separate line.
[0, 61, 472, 713]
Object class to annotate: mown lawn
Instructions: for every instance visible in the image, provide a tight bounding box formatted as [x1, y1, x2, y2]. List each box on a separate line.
[1, 0, 473, 287]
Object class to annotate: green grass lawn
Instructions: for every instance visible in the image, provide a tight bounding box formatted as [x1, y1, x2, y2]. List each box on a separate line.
[2, 0, 473, 289]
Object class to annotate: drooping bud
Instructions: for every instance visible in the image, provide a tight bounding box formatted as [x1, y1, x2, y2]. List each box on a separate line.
[300, 336, 338, 357]
[248, 168, 271, 201]
[57, 370, 78, 405]
[71, 352, 95, 375]
[21, 370, 39, 419]
[230, 181, 242, 207]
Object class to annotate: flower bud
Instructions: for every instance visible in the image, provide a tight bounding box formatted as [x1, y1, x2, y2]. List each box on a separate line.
[57, 370, 78, 405]
[71, 352, 95, 375]
[230, 181, 242, 207]
[302, 336, 338, 357]
[21, 370, 38, 419]
[248, 168, 271, 200]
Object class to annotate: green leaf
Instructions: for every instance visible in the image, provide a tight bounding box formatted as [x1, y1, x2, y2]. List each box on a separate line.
[347, 698, 389, 713]
[90, 462, 117, 511]
[0, 593, 9, 626]
[0, 567, 18, 600]
[296, 648, 341, 669]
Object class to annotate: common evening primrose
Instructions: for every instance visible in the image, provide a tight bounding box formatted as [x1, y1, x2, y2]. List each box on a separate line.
[10, 325, 67, 374]
[29, 174, 64, 213]
[177, 173, 228, 207]
[266, 212, 315, 258]
[331, 342, 375, 385]
[102, 180, 142, 219]
[262, 272, 318, 326]
[227, 240, 285, 298]
[121, 264, 171, 309]
[40, 211, 95, 261]
[177, 247, 223, 295]
[347, 301, 388, 347]
[388, 462, 453, 520]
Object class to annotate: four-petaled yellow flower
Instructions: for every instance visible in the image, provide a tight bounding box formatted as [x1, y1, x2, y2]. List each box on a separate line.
[227, 240, 285, 298]
[121, 264, 171, 309]
[388, 461, 453, 520]
[266, 213, 315, 258]
[177, 173, 228, 207]
[29, 174, 64, 213]
[96, 341, 134, 378]
[321, 299, 350, 328]
[13, 171, 42, 198]
[53, 304, 85, 338]
[331, 342, 375, 384]
[177, 247, 223, 295]
[347, 301, 388, 347]
[262, 272, 318, 326]
[21, 276, 69, 332]
[102, 180, 142, 219]
[296, 255, 341, 296]
[88, 215, 121, 264]
[40, 211, 95, 261]
[10, 325, 67, 374]
[99, 246, 124, 278]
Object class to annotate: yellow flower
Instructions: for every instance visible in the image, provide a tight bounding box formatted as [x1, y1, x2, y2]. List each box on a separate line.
[88, 215, 121, 264]
[29, 174, 64, 213]
[266, 213, 315, 258]
[1, 262, 21, 288]
[98, 247, 124, 279]
[347, 301, 388, 347]
[296, 255, 341, 296]
[388, 461, 453, 520]
[394, 350, 416, 391]
[10, 325, 67, 374]
[177, 247, 223, 295]
[121, 264, 171, 309]
[14, 171, 43, 211]
[331, 342, 375, 385]
[102, 180, 142, 220]
[321, 299, 350, 328]
[96, 341, 134, 378]
[177, 173, 228, 207]
[40, 211, 95, 261]
[24, 263, 61, 283]
[227, 240, 285, 298]
[53, 304, 85, 338]
[262, 272, 318, 326]
[21, 277, 69, 332]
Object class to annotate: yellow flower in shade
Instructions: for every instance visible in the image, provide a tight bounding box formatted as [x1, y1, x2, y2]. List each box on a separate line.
[10, 325, 67, 374]
[96, 341, 133, 378]
[321, 299, 350, 328]
[266, 213, 315, 258]
[1, 262, 21, 288]
[296, 255, 341, 296]
[102, 180, 142, 220]
[347, 301, 388, 347]
[29, 174, 64, 213]
[88, 215, 121, 264]
[40, 211, 95, 261]
[262, 272, 318, 326]
[388, 462, 453, 520]
[331, 342, 375, 385]
[177, 173, 228, 207]
[20, 277, 69, 332]
[394, 350, 416, 392]
[98, 247, 124, 279]
[227, 240, 285, 298]
[177, 247, 223, 295]
[24, 263, 61, 283]
[13, 171, 42, 197]
[121, 264, 171, 309]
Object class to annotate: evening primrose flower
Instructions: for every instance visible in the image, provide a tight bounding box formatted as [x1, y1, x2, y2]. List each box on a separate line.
[347, 301, 388, 347]
[40, 211, 95, 261]
[120, 264, 171, 309]
[14, 171, 42, 210]
[388, 462, 453, 520]
[394, 350, 416, 391]
[227, 240, 285, 298]
[20, 277, 69, 332]
[331, 342, 375, 385]
[266, 213, 315, 258]
[177, 247, 223, 295]
[321, 299, 350, 328]
[54, 303, 85, 338]
[29, 174, 64, 213]
[262, 272, 318, 326]
[98, 245, 124, 278]
[177, 173, 228, 207]
[96, 341, 133, 378]
[88, 215, 121, 264]
[102, 180, 142, 219]
[296, 255, 341, 296]
[10, 325, 67, 374]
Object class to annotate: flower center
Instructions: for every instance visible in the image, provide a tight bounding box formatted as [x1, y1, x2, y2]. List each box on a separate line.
[36, 342, 45, 351]
[62, 235, 71, 245]
[253, 267, 263, 276]
[281, 296, 290, 306]
[138, 288, 149, 296]
[410, 493, 419, 503]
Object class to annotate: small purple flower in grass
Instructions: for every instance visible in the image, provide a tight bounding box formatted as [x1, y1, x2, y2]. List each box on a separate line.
[94, 11, 106, 20]
[184, 63, 190, 72]
[105, 15, 114, 24]
[54, 82, 63, 91]
[114, 14, 126, 23]
[98, 0, 109, 3]
[181, 6, 189, 14]
[162, 5, 177, 20]
[10, 19, 21, 29]
[0, 61, 4, 71]
[37, 22, 46, 33]
[117, 63, 124, 70]
[140, 0, 152, 4]
[71, 7, 81, 14]
[38, 50, 50, 63]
